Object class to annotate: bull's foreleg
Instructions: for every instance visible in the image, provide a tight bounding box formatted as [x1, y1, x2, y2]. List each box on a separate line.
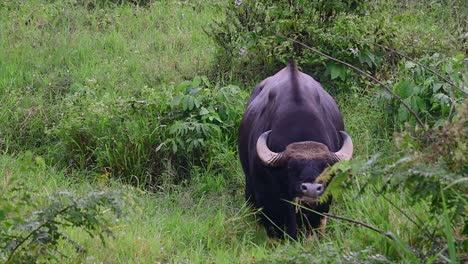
[285, 204, 298, 240]
[261, 203, 298, 240]
[319, 216, 328, 234]
[303, 216, 328, 241]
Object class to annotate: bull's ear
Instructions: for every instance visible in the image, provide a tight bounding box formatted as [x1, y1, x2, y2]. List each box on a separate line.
[256, 130, 287, 167]
[334, 131, 353, 161]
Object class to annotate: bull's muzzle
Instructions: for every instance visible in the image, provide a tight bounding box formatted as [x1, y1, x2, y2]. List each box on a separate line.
[300, 183, 324, 198]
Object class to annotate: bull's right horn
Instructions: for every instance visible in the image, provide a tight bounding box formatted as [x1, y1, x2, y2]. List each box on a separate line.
[256, 130, 286, 167]
[334, 131, 353, 161]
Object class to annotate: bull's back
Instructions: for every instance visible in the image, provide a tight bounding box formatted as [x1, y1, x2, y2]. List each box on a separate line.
[238, 63, 344, 179]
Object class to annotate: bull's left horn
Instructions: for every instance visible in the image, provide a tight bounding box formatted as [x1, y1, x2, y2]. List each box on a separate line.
[256, 130, 286, 167]
[334, 131, 353, 161]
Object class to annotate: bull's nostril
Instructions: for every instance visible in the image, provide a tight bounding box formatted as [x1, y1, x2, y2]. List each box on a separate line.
[316, 185, 323, 192]
[301, 184, 307, 191]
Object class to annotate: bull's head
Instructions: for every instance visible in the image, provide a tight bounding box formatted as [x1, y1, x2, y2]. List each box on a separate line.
[256, 131, 353, 200]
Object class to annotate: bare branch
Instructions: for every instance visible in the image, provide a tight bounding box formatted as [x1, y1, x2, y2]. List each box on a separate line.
[377, 190, 432, 238]
[7, 205, 73, 262]
[287, 200, 395, 240]
[323, 212, 396, 240]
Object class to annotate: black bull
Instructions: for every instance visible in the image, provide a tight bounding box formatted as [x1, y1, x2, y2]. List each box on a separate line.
[238, 61, 353, 239]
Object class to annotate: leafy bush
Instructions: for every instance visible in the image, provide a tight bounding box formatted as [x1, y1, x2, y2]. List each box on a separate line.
[386, 53, 467, 126]
[210, 0, 466, 106]
[50, 77, 247, 186]
[363, 100, 468, 262]
[210, 0, 395, 90]
[158, 77, 246, 182]
[392, 100, 467, 219]
[0, 153, 126, 263]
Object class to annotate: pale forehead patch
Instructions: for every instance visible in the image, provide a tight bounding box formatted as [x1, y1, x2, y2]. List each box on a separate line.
[285, 141, 332, 160]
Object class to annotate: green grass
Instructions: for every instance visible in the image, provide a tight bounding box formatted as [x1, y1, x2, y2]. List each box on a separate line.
[0, 153, 429, 263]
[1, 0, 465, 263]
[0, 0, 222, 154]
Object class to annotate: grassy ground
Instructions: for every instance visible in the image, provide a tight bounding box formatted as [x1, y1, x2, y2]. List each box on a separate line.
[2, 151, 427, 263]
[1, 0, 464, 263]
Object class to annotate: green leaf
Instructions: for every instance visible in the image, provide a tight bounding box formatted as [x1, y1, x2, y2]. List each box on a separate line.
[441, 190, 457, 262]
[398, 105, 409, 122]
[176, 81, 192, 92]
[414, 96, 426, 113]
[201, 76, 211, 87]
[188, 87, 201, 95]
[171, 140, 177, 153]
[453, 53, 465, 63]
[432, 83, 443, 93]
[188, 97, 195, 110]
[171, 95, 183, 107]
[183, 97, 189, 111]
[192, 76, 202, 87]
[199, 107, 209, 115]
[410, 96, 419, 112]
[433, 93, 450, 105]
[394, 80, 412, 99]
[443, 62, 453, 74]
[327, 63, 346, 80]
[412, 85, 421, 95]
[193, 98, 201, 109]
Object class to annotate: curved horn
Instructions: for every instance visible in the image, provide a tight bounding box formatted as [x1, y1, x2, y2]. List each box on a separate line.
[256, 130, 286, 167]
[334, 131, 353, 161]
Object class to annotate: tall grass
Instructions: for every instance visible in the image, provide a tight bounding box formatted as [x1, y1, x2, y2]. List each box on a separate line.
[0, 0, 221, 153]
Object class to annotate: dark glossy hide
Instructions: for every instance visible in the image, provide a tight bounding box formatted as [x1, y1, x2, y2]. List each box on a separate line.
[238, 62, 345, 239]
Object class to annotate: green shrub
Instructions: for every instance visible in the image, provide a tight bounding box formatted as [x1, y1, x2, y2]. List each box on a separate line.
[386, 53, 467, 126]
[210, 0, 465, 102]
[50, 77, 247, 186]
[392, 100, 467, 218]
[364, 101, 468, 262]
[210, 0, 394, 90]
[0, 153, 126, 263]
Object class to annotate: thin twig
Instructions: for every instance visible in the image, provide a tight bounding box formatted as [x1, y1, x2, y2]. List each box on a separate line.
[276, 35, 427, 130]
[377, 189, 432, 238]
[62, 234, 86, 253]
[374, 43, 467, 97]
[357, 161, 432, 239]
[323, 212, 396, 240]
[7, 205, 73, 262]
[287, 200, 395, 240]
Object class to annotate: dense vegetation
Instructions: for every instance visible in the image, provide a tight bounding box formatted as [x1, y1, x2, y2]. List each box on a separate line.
[1, 0, 466, 263]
